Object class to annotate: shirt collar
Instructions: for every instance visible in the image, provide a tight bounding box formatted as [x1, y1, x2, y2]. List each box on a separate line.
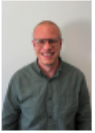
[34, 57, 63, 78]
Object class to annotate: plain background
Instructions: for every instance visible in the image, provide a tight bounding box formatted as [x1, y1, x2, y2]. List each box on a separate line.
[2, 1, 91, 104]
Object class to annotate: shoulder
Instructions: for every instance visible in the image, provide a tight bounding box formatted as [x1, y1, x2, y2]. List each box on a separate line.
[60, 60, 88, 94]
[10, 61, 36, 83]
[61, 60, 85, 80]
[7, 61, 37, 97]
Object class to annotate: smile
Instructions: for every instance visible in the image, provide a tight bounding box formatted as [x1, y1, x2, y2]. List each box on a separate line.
[42, 53, 53, 56]
[41, 53, 55, 58]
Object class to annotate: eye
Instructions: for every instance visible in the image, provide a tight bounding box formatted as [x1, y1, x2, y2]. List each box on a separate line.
[39, 39, 45, 44]
[49, 39, 57, 44]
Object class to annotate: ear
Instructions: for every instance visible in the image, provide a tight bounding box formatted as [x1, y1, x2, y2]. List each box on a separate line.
[31, 40, 35, 48]
[59, 39, 63, 49]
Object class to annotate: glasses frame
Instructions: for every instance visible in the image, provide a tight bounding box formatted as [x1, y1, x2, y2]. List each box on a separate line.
[32, 38, 61, 48]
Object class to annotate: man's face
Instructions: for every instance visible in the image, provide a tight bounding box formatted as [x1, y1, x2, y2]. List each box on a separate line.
[32, 24, 62, 67]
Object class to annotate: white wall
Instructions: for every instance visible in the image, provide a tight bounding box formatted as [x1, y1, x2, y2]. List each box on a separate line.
[2, 1, 91, 104]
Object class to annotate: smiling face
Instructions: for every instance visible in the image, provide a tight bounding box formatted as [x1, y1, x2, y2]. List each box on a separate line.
[32, 23, 62, 68]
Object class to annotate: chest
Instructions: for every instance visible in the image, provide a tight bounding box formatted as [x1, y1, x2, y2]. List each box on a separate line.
[19, 79, 78, 118]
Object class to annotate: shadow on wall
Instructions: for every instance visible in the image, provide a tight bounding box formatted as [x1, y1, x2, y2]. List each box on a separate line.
[60, 20, 91, 99]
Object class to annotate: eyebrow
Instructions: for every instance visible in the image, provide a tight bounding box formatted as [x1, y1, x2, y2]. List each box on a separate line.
[33, 37, 60, 40]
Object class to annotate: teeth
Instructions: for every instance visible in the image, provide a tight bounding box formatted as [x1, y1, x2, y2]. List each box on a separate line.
[43, 54, 52, 56]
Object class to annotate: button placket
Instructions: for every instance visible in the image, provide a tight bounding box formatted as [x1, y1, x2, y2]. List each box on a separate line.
[46, 79, 53, 127]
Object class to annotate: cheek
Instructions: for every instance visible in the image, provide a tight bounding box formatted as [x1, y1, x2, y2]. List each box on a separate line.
[55, 47, 61, 53]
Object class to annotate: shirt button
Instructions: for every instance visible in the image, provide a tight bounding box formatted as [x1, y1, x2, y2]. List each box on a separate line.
[49, 97, 52, 100]
[49, 115, 52, 119]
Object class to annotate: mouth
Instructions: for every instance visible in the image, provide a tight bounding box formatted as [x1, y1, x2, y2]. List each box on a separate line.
[41, 52, 55, 59]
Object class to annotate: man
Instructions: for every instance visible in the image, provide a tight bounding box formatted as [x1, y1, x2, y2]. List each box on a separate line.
[2, 20, 91, 130]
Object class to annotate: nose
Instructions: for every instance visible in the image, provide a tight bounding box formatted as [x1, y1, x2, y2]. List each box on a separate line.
[43, 40, 52, 49]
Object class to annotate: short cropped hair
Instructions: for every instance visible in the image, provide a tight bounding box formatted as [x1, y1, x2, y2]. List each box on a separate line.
[33, 20, 62, 38]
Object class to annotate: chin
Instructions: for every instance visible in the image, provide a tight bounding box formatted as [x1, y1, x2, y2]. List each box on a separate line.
[42, 61, 56, 66]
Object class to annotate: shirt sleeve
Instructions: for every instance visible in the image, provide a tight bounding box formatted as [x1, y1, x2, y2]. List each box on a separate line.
[2, 76, 21, 130]
[75, 74, 91, 130]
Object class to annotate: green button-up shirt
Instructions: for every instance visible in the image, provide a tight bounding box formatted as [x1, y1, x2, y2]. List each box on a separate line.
[2, 58, 91, 130]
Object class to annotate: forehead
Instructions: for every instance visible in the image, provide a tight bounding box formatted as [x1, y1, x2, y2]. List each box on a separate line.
[33, 24, 60, 38]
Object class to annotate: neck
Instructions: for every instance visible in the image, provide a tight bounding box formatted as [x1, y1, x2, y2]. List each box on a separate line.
[38, 59, 60, 78]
